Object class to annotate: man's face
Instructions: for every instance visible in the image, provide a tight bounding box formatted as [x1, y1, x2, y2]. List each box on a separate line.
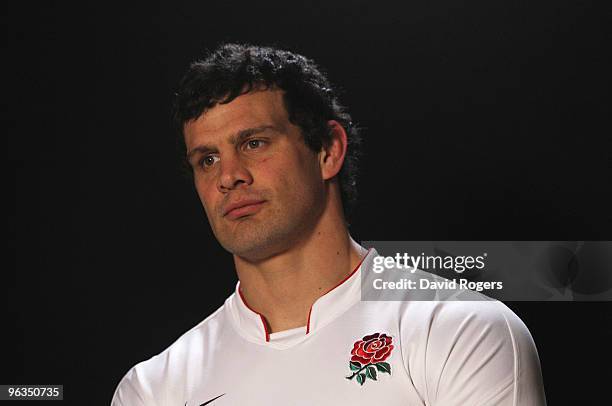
[184, 89, 326, 261]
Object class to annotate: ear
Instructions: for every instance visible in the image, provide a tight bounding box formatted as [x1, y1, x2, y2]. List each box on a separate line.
[319, 120, 348, 181]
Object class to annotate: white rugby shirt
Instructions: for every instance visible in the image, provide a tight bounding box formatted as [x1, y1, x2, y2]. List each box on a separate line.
[112, 248, 546, 405]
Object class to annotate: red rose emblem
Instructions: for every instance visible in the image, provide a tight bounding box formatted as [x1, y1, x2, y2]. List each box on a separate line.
[346, 332, 394, 385]
[350, 332, 394, 365]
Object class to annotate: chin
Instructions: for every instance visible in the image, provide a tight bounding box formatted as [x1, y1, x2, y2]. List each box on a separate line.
[221, 227, 298, 262]
[224, 240, 280, 262]
[216, 206, 318, 261]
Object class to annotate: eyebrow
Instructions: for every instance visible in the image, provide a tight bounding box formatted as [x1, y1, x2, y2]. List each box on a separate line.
[186, 125, 276, 162]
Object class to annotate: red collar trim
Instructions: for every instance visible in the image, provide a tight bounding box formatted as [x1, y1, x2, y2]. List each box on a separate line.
[306, 248, 372, 334]
[238, 248, 372, 341]
[238, 288, 271, 342]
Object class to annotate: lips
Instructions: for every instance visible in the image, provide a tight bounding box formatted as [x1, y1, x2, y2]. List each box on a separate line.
[222, 199, 266, 219]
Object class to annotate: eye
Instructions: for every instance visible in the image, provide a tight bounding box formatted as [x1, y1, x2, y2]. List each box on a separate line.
[245, 139, 265, 150]
[200, 155, 219, 169]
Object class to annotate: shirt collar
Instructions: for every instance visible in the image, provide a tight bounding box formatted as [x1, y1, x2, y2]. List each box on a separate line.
[226, 248, 378, 347]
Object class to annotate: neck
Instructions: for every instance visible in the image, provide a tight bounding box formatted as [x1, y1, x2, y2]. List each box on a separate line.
[234, 201, 366, 333]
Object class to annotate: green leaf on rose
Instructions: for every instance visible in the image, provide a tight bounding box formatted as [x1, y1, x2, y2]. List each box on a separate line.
[350, 361, 361, 371]
[375, 362, 391, 374]
[356, 373, 366, 385]
[366, 366, 377, 380]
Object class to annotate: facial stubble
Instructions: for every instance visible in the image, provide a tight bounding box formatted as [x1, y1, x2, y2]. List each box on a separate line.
[210, 182, 325, 262]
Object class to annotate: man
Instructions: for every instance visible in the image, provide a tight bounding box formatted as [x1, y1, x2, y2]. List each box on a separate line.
[112, 43, 546, 405]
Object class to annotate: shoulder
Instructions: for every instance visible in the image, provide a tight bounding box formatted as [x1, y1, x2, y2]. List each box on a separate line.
[111, 302, 228, 406]
[397, 295, 545, 405]
[403, 298, 535, 365]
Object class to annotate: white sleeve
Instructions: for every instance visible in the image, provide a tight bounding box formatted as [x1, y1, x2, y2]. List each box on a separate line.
[422, 301, 546, 406]
[111, 366, 154, 406]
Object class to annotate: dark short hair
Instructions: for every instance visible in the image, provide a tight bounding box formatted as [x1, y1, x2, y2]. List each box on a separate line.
[173, 43, 362, 222]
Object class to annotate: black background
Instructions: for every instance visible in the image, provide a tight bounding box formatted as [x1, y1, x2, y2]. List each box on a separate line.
[7, 1, 612, 404]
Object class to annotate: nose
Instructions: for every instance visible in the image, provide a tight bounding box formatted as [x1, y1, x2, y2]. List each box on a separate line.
[217, 153, 253, 192]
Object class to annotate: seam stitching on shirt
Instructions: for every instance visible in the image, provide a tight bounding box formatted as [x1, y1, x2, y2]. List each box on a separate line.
[422, 303, 440, 405]
[501, 310, 519, 406]
[398, 311, 424, 404]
